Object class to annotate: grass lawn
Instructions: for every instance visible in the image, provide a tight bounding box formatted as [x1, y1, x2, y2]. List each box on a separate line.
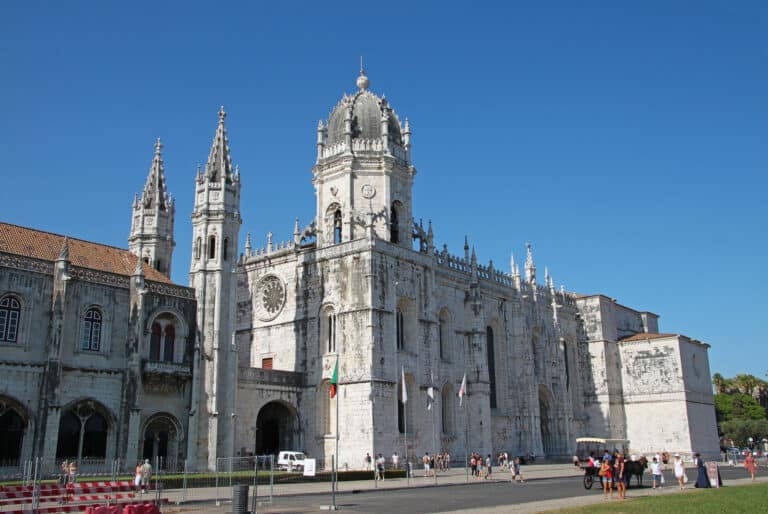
[552, 483, 768, 513]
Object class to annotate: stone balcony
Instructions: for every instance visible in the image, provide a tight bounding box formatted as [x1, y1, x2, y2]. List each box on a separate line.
[142, 359, 192, 381]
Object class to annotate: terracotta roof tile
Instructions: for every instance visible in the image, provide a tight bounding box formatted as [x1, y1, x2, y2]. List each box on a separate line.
[619, 333, 677, 342]
[0, 222, 173, 284]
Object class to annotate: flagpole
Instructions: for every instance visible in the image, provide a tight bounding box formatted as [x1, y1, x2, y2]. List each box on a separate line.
[432, 395, 437, 486]
[404, 399, 409, 486]
[334, 384, 339, 510]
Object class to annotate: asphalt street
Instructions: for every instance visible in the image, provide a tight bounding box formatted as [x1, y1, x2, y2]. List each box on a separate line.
[232, 466, 750, 514]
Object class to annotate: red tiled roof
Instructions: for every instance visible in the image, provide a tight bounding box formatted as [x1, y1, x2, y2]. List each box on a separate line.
[0, 222, 173, 284]
[619, 333, 677, 342]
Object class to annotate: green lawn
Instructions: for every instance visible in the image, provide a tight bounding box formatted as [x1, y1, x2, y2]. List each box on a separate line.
[552, 483, 768, 513]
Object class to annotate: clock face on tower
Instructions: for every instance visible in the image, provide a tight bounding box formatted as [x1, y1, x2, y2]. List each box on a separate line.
[255, 275, 286, 321]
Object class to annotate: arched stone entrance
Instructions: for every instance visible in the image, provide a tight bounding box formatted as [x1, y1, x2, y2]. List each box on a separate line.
[0, 398, 26, 465]
[255, 401, 299, 455]
[142, 414, 181, 470]
[56, 401, 111, 460]
[538, 385, 556, 457]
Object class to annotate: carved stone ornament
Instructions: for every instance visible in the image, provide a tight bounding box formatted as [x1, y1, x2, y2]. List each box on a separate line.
[330, 186, 338, 197]
[255, 274, 286, 321]
[361, 184, 376, 199]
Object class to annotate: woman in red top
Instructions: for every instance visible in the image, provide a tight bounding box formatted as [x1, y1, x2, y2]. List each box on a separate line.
[745, 452, 757, 481]
[600, 459, 614, 499]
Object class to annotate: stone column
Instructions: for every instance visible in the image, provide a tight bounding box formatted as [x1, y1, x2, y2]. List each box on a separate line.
[126, 408, 142, 465]
[41, 406, 61, 463]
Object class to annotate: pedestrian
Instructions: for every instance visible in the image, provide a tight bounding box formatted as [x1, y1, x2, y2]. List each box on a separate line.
[485, 454, 492, 480]
[375, 453, 385, 481]
[614, 452, 626, 500]
[67, 460, 78, 485]
[476, 452, 484, 479]
[422, 452, 430, 477]
[365, 452, 372, 471]
[512, 456, 525, 484]
[650, 456, 662, 489]
[392, 452, 399, 470]
[60, 460, 69, 485]
[134, 461, 143, 492]
[673, 453, 686, 490]
[470, 454, 477, 476]
[445, 451, 451, 470]
[140, 458, 152, 493]
[599, 458, 613, 499]
[744, 451, 757, 481]
[694, 453, 710, 488]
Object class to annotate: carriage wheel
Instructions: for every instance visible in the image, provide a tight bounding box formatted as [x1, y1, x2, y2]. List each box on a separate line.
[583, 473, 594, 489]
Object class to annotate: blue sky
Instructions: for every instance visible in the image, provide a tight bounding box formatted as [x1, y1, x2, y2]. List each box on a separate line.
[1, 1, 766, 379]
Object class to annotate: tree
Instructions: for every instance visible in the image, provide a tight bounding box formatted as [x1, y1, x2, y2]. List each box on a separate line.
[714, 393, 765, 423]
[719, 419, 768, 447]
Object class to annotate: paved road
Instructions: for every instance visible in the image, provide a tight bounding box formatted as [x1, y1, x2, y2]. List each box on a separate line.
[166, 466, 755, 514]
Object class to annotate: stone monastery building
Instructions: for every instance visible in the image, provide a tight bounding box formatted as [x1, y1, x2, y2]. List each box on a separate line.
[0, 69, 719, 472]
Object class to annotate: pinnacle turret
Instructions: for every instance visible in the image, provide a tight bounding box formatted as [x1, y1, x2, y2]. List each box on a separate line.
[525, 242, 536, 284]
[139, 138, 172, 211]
[204, 106, 235, 183]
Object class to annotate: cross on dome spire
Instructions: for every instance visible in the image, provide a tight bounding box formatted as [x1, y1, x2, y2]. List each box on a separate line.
[356, 57, 370, 90]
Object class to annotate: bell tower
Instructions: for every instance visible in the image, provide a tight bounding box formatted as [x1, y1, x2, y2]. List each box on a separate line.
[128, 138, 175, 278]
[312, 68, 416, 247]
[188, 106, 241, 469]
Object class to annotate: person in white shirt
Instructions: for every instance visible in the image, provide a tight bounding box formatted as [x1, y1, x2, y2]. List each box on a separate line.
[650, 457, 663, 489]
[391, 452, 399, 469]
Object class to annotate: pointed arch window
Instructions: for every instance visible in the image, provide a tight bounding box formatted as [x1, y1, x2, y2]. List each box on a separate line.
[194, 237, 202, 260]
[163, 325, 175, 362]
[81, 308, 102, 351]
[223, 237, 229, 261]
[208, 236, 216, 259]
[150, 322, 162, 361]
[390, 204, 399, 243]
[333, 210, 342, 244]
[0, 296, 21, 343]
[327, 313, 337, 353]
[486, 326, 497, 409]
[396, 310, 404, 350]
[438, 309, 450, 360]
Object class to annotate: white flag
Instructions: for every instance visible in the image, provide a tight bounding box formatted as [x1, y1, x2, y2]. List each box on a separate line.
[401, 367, 408, 404]
[427, 371, 435, 411]
[458, 373, 467, 407]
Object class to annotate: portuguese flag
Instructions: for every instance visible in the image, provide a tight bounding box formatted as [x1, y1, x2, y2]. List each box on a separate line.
[330, 358, 339, 398]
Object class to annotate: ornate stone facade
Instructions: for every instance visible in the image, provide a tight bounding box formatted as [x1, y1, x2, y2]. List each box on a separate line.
[0, 68, 719, 473]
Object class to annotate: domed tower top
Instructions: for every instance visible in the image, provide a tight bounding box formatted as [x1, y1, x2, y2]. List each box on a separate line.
[312, 67, 416, 249]
[320, 69, 409, 154]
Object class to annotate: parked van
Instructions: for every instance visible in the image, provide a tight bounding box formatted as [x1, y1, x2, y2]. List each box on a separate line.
[277, 451, 307, 471]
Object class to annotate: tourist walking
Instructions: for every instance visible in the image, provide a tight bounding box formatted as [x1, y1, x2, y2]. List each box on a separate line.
[375, 453, 385, 481]
[422, 452, 431, 477]
[694, 453, 710, 488]
[511, 456, 525, 484]
[134, 462, 143, 492]
[391, 452, 399, 470]
[140, 459, 152, 493]
[67, 460, 78, 485]
[485, 454, 492, 479]
[364, 452, 372, 471]
[673, 454, 686, 490]
[650, 456, 663, 489]
[744, 452, 757, 481]
[615, 452, 626, 499]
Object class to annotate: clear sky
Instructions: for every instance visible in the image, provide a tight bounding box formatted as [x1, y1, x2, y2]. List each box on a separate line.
[1, 1, 766, 379]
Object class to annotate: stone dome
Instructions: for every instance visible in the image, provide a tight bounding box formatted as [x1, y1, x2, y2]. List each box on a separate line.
[326, 88, 403, 147]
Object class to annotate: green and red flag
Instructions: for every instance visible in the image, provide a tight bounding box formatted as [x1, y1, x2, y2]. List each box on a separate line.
[330, 358, 339, 398]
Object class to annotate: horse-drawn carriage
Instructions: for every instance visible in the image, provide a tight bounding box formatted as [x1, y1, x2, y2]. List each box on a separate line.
[574, 437, 646, 489]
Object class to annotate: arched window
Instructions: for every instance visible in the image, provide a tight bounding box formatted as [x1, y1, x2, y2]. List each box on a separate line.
[0, 296, 21, 343]
[327, 313, 336, 353]
[149, 314, 179, 363]
[223, 237, 229, 261]
[150, 322, 162, 361]
[156, 259, 163, 273]
[390, 204, 399, 243]
[163, 325, 175, 362]
[0, 405, 25, 464]
[441, 385, 454, 435]
[562, 339, 570, 390]
[194, 237, 202, 260]
[56, 403, 108, 460]
[486, 326, 497, 409]
[208, 236, 216, 259]
[81, 308, 102, 351]
[333, 210, 342, 244]
[438, 309, 450, 360]
[396, 310, 404, 350]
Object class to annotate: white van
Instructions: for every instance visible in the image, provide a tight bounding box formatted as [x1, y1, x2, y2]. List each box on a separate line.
[277, 451, 307, 471]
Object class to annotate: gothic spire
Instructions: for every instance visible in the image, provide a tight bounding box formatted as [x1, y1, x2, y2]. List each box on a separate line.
[525, 241, 536, 284]
[140, 138, 171, 211]
[205, 106, 235, 183]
